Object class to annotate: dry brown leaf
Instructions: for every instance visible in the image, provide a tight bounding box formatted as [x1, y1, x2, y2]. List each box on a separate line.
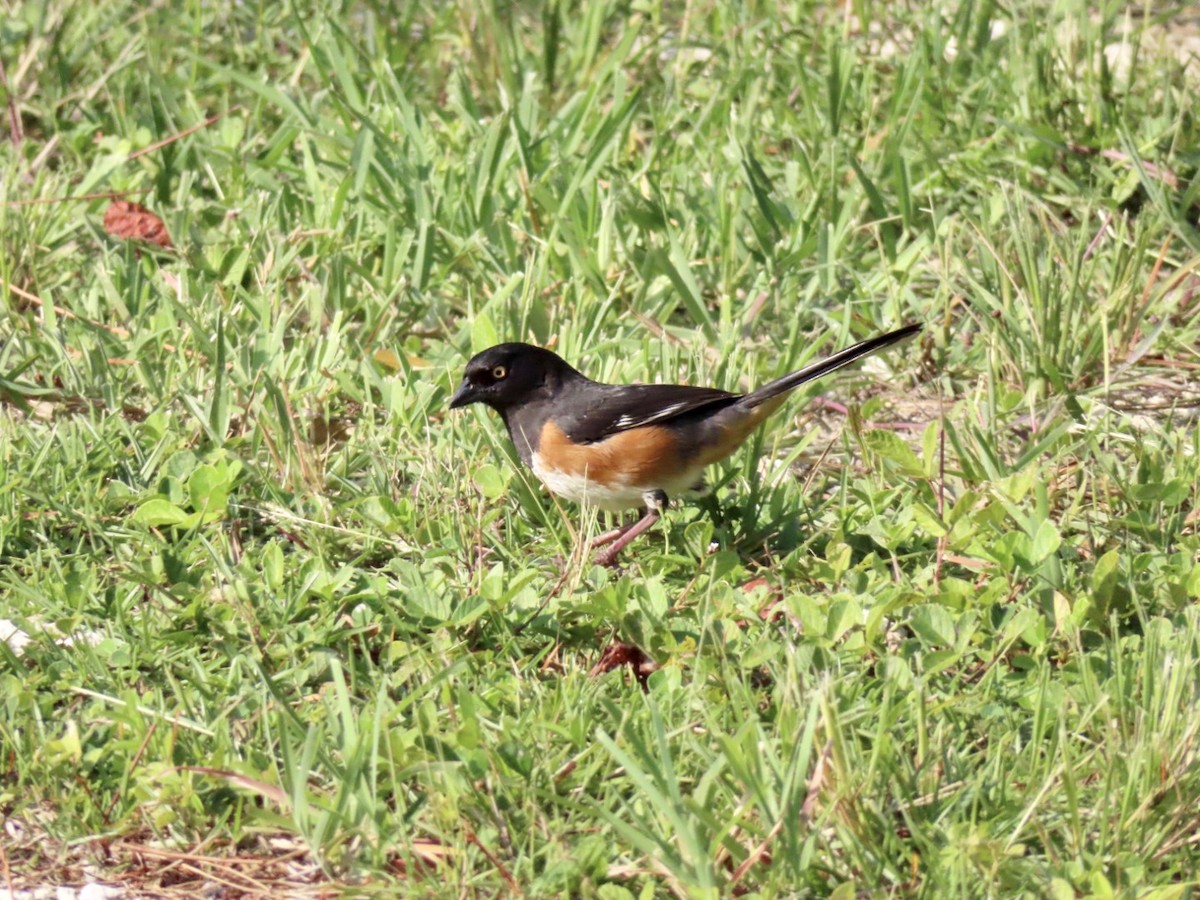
[309, 412, 355, 447]
[388, 838, 454, 877]
[374, 348, 431, 371]
[374, 347, 404, 371]
[103, 199, 173, 249]
[589, 640, 659, 689]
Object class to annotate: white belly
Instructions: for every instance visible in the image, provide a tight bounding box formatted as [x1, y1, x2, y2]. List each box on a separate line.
[531, 451, 702, 511]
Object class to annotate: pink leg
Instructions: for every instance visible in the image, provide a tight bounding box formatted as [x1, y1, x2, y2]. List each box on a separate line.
[591, 521, 634, 549]
[593, 491, 668, 567]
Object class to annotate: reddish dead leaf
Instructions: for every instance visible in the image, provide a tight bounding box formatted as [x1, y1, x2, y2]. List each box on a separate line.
[387, 839, 453, 877]
[738, 577, 783, 624]
[103, 200, 173, 249]
[589, 641, 659, 689]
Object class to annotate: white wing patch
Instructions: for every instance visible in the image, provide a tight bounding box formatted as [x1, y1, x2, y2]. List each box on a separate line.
[613, 401, 693, 430]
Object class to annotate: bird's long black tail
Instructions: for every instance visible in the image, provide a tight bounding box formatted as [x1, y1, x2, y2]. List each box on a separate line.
[740, 323, 923, 409]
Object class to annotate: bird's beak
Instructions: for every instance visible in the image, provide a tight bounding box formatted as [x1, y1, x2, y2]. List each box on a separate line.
[449, 380, 476, 409]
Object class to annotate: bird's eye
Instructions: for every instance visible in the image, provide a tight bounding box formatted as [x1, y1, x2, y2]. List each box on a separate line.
[491, 365, 507, 380]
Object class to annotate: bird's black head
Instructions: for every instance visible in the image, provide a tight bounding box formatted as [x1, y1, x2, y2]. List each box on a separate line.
[449, 342, 582, 413]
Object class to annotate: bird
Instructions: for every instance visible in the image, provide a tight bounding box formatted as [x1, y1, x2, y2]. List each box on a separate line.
[449, 323, 922, 566]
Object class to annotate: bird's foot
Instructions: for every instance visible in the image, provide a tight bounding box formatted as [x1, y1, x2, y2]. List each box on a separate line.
[594, 545, 622, 568]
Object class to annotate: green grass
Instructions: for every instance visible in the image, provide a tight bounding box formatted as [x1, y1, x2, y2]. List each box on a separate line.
[2, 0, 1200, 895]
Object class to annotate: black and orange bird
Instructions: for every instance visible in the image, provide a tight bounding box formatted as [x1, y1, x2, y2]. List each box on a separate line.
[450, 323, 921, 566]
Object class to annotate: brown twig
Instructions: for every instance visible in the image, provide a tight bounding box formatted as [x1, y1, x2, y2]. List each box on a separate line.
[7, 281, 133, 340]
[7, 109, 231, 209]
[106, 720, 159, 822]
[115, 840, 306, 868]
[807, 395, 927, 431]
[1138, 357, 1200, 372]
[799, 432, 838, 496]
[728, 817, 784, 887]
[933, 408, 947, 589]
[466, 832, 522, 896]
[1066, 142, 1180, 190]
[7, 188, 151, 207]
[179, 767, 291, 808]
[1082, 210, 1114, 262]
[0, 829, 14, 897]
[0, 56, 23, 145]
[5, 281, 200, 360]
[174, 859, 273, 894]
[801, 740, 833, 823]
[1139, 235, 1173, 314]
[512, 564, 572, 635]
[741, 290, 771, 335]
[127, 109, 233, 161]
[516, 164, 541, 238]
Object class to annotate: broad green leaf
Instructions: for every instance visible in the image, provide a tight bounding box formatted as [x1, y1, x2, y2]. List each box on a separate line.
[133, 498, 190, 527]
[1028, 520, 1061, 564]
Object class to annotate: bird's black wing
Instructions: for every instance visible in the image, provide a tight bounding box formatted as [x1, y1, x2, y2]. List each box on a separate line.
[558, 383, 742, 443]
